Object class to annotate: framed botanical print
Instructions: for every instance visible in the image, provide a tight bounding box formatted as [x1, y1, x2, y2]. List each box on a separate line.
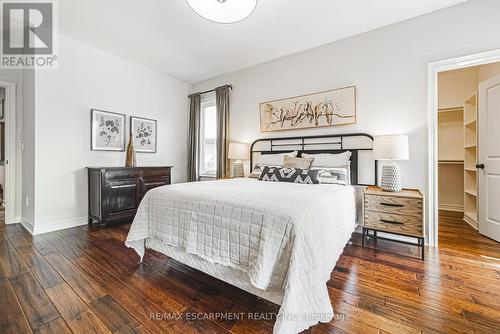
[90, 109, 126, 151]
[131, 116, 157, 153]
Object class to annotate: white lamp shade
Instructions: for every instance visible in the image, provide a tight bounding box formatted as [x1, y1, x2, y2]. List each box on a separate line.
[228, 143, 249, 160]
[373, 135, 409, 161]
[187, 0, 257, 24]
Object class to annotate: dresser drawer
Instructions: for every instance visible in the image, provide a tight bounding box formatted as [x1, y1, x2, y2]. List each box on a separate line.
[365, 194, 422, 217]
[142, 168, 171, 180]
[364, 210, 422, 237]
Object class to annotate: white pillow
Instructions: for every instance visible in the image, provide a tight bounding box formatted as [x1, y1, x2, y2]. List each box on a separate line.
[302, 151, 351, 168]
[255, 151, 298, 167]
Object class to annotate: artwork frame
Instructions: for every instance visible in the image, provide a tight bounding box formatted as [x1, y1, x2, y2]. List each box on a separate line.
[259, 86, 356, 132]
[90, 109, 126, 151]
[130, 116, 157, 153]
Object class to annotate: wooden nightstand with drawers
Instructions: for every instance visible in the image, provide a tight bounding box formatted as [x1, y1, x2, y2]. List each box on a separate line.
[362, 186, 425, 260]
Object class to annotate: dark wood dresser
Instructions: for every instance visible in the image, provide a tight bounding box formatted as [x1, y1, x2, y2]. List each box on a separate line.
[87, 166, 172, 227]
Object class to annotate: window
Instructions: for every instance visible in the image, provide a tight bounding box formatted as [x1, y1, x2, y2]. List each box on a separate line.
[199, 92, 217, 177]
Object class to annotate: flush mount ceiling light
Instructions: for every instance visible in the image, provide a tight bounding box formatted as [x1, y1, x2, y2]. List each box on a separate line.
[187, 0, 257, 24]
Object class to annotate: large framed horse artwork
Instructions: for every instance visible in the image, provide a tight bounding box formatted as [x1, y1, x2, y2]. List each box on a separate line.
[259, 86, 356, 132]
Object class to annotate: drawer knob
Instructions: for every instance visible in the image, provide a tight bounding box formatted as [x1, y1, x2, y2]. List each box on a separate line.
[380, 202, 404, 207]
[380, 219, 404, 225]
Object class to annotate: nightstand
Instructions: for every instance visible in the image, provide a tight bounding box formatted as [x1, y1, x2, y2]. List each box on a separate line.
[362, 186, 425, 260]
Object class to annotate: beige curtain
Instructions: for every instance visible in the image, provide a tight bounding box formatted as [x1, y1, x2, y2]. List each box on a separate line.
[216, 86, 230, 179]
[187, 94, 201, 182]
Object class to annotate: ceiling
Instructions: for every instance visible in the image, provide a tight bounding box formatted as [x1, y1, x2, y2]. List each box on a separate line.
[58, 0, 466, 83]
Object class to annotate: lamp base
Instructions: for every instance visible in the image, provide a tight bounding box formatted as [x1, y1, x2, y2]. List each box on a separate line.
[232, 161, 244, 178]
[380, 163, 402, 192]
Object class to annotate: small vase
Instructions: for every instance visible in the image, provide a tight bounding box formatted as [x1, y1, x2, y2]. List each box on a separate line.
[125, 135, 137, 167]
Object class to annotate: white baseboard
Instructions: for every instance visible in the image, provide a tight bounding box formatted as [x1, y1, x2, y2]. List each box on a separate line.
[33, 217, 88, 235]
[20, 217, 35, 235]
[463, 215, 479, 230]
[439, 204, 464, 212]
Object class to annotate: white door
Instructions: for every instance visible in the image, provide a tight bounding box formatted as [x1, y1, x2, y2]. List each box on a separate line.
[479, 74, 500, 242]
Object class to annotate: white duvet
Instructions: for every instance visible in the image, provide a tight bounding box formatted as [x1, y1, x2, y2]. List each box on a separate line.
[125, 178, 356, 334]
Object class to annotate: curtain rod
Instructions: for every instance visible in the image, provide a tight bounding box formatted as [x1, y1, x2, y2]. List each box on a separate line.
[188, 84, 232, 98]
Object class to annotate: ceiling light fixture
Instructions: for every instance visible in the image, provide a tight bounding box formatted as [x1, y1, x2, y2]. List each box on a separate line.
[187, 0, 257, 24]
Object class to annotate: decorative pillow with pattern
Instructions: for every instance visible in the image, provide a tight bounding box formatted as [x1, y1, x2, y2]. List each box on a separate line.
[258, 166, 320, 184]
[316, 167, 350, 186]
[302, 151, 351, 168]
[283, 156, 314, 169]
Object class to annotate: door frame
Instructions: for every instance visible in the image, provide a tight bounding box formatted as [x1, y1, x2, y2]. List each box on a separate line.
[0, 80, 19, 225]
[427, 49, 500, 247]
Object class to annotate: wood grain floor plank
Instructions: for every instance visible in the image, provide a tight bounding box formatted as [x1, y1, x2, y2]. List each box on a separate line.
[6, 231, 32, 249]
[45, 252, 107, 303]
[71, 255, 210, 334]
[33, 318, 72, 334]
[43, 232, 88, 259]
[0, 238, 28, 277]
[0, 265, 33, 334]
[31, 235, 59, 256]
[45, 282, 112, 334]
[89, 295, 149, 334]
[9, 271, 61, 330]
[16, 246, 65, 289]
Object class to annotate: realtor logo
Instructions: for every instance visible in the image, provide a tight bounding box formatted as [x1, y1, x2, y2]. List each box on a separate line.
[1, 1, 57, 68]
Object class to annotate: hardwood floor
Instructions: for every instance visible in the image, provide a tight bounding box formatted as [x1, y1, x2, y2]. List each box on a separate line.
[1, 213, 500, 333]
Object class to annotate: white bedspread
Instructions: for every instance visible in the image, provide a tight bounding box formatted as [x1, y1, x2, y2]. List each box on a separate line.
[125, 178, 356, 334]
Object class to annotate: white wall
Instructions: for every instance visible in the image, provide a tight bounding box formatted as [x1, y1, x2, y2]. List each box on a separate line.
[191, 0, 500, 241]
[0, 69, 29, 225]
[478, 62, 500, 82]
[438, 67, 478, 110]
[22, 69, 36, 228]
[32, 34, 190, 234]
[0, 87, 4, 193]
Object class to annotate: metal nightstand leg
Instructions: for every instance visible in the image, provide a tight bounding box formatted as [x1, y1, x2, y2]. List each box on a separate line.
[362, 227, 366, 248]
[420, 238, 425, 261]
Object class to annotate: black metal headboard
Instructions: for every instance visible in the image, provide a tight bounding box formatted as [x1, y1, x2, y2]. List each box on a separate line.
[250, 133, 377, 186]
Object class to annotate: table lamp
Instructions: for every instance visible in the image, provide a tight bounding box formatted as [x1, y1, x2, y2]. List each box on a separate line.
[228, 142, 249, 178]
[373, 135, 409, 192]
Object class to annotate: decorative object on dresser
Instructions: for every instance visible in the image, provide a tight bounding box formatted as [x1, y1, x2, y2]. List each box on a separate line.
[259, 86, 356, 132]
[362, 186, 424, 260]
[228, 142, 249, 178]
[131, 116, 157, 153]
[90, 109, 126, 151]
[125, 129, 137, 167]
[87, 166, 171, 227]
[373, 135, 409, 192]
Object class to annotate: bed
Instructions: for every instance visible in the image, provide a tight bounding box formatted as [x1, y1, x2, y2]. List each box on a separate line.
[126, 133, 377, 334]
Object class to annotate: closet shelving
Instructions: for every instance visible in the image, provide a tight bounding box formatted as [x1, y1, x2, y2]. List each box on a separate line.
[437, 107, 464, 213]
[438, 160, 464, 165]
[463, 94, 478, 229]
